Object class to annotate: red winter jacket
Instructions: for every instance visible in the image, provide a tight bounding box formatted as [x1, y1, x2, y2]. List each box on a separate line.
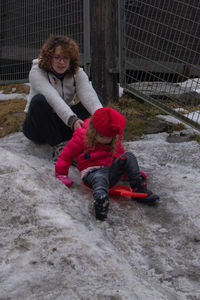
[55, 118, 125, 176]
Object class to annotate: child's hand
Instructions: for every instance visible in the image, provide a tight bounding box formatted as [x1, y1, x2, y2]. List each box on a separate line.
[56, 174, 74, 187]
[73, 119, 84, 130]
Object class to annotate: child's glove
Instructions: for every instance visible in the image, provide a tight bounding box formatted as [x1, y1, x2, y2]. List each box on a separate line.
[140, 170, 147, 180]
[56, 173, 74, 187]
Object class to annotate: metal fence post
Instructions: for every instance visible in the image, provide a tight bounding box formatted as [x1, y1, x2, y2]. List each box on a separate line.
[83, 0, 91, 77]
[118, 0, 125, 88]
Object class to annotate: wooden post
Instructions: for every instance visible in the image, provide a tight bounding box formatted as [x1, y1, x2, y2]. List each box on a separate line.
[90, 0, 119, 104]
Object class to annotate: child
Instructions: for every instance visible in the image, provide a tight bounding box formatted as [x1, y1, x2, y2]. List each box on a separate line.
[55, 107, 159, 221]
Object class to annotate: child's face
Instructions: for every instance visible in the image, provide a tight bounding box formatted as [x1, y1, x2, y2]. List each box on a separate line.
[96, 133, 113, 145]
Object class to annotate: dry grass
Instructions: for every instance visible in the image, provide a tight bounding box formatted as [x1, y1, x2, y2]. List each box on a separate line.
[0, 84, 29, 137]
[106, 95, 167, 140]
[0, 83, 30, 94]
[0, 83, 193, 141]
[0, 99, 26, 138]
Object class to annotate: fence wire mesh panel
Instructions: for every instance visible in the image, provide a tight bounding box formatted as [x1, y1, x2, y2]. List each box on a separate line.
[0, 0, 87, 84]
[119, 0, 200, 131]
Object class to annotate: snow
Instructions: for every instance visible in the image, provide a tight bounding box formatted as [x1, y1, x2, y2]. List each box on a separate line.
[119, 85, 124, 97]
[0, 93, 28, 101]
[0, 78, 200, 299]
[187, 111, 200, 123]
[1, 130, 200, 300]
[177, 78, 200, 90]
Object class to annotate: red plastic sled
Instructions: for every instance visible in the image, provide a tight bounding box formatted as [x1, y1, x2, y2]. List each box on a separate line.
[82, 182, 147, 198]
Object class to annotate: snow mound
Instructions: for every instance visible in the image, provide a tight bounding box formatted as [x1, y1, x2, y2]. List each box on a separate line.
[0, 132, 200, 299]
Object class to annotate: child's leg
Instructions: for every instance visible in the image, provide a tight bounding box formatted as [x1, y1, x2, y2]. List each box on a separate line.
[83, 167, 110, 199]
[83, 167, 110, 221]
[109, 152, 142, 187]
[109, 152, 159, 205]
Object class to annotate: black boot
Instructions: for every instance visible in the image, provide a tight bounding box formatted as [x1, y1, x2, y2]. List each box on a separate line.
[131, 182, 159, 205]
[94, 195, 109, 221]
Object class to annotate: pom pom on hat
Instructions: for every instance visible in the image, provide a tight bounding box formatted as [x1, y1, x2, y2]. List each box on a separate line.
[92, 108, 126, 137]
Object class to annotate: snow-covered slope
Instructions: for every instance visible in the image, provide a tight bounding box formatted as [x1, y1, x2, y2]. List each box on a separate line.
[0, 132, 200, 300]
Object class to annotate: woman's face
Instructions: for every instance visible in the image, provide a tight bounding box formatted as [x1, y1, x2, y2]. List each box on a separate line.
[51, 45, 70, 74]
[96, 133, 113, 145]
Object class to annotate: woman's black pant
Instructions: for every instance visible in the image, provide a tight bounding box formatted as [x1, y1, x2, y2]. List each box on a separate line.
[23, 94, 92, 146]
[83, 152, 142, 201]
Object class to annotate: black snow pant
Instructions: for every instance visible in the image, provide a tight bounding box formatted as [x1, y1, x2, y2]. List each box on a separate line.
[23, 94, 102, 146]
[83, 152, 143, 201]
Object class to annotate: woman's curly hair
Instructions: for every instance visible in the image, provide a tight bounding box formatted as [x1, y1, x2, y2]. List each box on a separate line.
[85, 119, 118, 153]
[38, 35, 81, 75]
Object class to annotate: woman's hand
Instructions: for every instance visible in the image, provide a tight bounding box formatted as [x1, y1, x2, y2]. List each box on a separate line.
[73, 119, 84, 130]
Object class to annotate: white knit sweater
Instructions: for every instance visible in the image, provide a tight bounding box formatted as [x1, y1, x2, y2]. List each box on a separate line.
[25, 59, 102, 126]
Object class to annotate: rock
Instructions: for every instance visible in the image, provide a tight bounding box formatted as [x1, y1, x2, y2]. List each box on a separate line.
[178, 91, 200, 106]
[166, 132, 191, 143]
[144, 119, 173, 134]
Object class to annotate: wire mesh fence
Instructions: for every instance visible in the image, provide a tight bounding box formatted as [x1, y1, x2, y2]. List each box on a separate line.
[119, 0, 200, 131]
[0, 0, 87, 83]
[1, 0, 200, 131]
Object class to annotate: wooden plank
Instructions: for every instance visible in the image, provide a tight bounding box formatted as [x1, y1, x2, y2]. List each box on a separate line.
[90, 0, 119, 103]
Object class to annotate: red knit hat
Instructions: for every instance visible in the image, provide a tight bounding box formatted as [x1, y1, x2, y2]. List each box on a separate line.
[92, 108, 126, 137]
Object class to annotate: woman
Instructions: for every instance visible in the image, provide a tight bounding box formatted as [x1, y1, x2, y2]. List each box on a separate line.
[23, 35, 103, 159]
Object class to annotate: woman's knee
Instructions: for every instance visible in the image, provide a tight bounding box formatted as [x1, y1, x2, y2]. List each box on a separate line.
[28, 94, 51, 114]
